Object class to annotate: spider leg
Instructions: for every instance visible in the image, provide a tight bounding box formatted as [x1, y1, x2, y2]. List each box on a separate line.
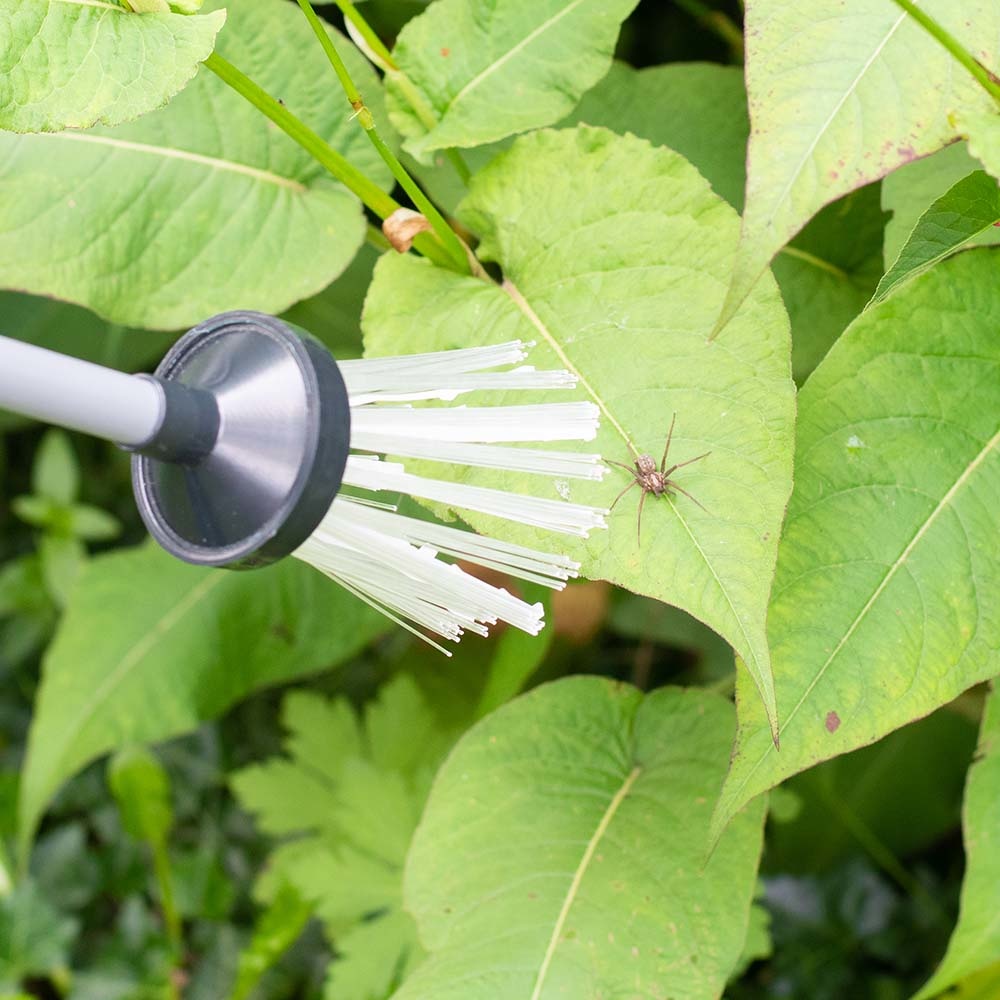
[659, 412, 677, 473]
[663, 451, 711, 477]
[604, 458, 638, 474]
[670, 482, 710, 514]
[609, 480, 638, 512]
[636, 488, 648, 545]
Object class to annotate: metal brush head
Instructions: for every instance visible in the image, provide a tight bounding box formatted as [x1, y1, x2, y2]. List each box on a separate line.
[131, 311, 351, 569]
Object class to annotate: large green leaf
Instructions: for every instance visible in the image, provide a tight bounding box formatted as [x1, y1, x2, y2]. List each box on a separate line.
[18, 543, 386, 857]
[0, 0, 225, 133]
[395, 677, 766, 1000]
[0, 0, 391, 329]
[913, 686, 1000, 1000]
[712, 248, 1000, 839]
[385, 0, 638, 160]
[363, 126, 795, 737]
[716, 0, 1000, 332]
[872, 170, 1000, 306]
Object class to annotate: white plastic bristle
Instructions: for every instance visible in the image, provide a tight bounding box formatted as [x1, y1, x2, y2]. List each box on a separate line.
[342, 456, 608, 536]
[340, 341, 577, 403]
[293, 338, 609, 650]
[350, 402, 601, 443]
[349, 433, 605, 480]
[294, 499, 554, 647]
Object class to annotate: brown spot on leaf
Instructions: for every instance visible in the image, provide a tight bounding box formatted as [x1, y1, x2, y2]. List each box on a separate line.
[825, 711, 841, 733]
[441, 47, 450, 56]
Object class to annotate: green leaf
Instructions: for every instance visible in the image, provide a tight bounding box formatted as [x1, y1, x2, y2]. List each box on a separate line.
[0, 0, 225, 133]
[108, 746, 174, 846]
[395, 677, 766, 1000]
[955, 106, 1000, 183]
[913, 686, 1000, 999]
[363, 126, 795, 738]
[386, 0, 639, 159]
[765, 708, 977, 874]
[712, 247, 1000, 839]
[872, 171, 1000, 305]
[773, 185, 887, 384]
[567, 61, 749, 211]
[717, 0, 1000, 331]
[67, 504, 122, 542]
[0, 883, 77, 988]
[231, 883, 312, 1000]
[32, 430, 78, 505]
[0, 0, 392, 329]
[232, 675, 457, 1000]
[17, 542, 386, 857]
[38, 533, 85, 607]
[881, 142, 990, 266]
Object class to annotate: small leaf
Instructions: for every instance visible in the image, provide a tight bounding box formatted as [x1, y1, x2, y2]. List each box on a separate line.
[0, 0, 393, 329]
[67, 504, 122, 542]
[364, 126, 795, 737]
[881, 142, 991, 266]
[32, 430, 78, 505]
[913, 685, 1000, 999]
[231, 883, 311, 1000]
[0, 882, 77, 985]
[712, 247, 1000, 839]
[18, 542, 387, 856]
[0, 0, 225, 133]
[386, 0, 639, 159]
[717, 0, 1000, 331]
[108, 746, 174, 846]
[38, 534, 85, 608]
[872, 170, 1000, 305]
[396, 677, 766, 1000]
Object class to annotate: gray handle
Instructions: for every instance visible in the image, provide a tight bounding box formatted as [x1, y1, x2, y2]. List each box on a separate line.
[0, 334, 163, 446]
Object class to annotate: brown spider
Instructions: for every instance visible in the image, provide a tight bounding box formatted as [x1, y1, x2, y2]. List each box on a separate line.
[605, 414, 710, 544]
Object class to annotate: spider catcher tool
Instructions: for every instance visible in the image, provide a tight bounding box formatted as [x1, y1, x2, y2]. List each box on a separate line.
[0, 311, 350, 568]
[0, 310, 608, 649]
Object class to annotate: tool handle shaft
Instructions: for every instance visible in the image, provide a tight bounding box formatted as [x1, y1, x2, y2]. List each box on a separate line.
[0, 334, 163, 446]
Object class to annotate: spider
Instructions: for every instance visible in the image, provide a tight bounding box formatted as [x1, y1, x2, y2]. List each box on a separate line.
[605, 414, 710, 544]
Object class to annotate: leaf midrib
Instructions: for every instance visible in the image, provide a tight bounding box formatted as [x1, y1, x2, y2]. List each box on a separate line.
[501, 278, 769, 726]
[435, 0, 587, 125]
[764, 8, 908, 225]
[731, 422, 1000, 802]
[33, 131, 308, 191]
[529, 764, 641, 1000]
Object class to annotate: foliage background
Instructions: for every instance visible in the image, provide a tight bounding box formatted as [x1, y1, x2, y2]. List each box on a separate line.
[1, 0, 999, 998]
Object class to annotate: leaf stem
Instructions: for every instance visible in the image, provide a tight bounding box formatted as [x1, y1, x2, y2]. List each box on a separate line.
[203, 53, 460, 271]
[152, 840, 183, 959]
[674, 0, 744, 62]
[294, 0, 471, 271]
[331, 0, 472, 184]
[889, 0, 1000, 107]
[332, 0, 395, 68]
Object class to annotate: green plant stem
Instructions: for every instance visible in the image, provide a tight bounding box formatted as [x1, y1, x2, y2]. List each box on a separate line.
[333, 0, 395, 68]
[203, 52, 460, 271]
[296, 1, 471, 268]
[294, 0, 471, 271]
[151, 840, 183, 986]
[674, 0, 744, 62]
[890, 0, 1000, 107]
[331, 0, 472, 184]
